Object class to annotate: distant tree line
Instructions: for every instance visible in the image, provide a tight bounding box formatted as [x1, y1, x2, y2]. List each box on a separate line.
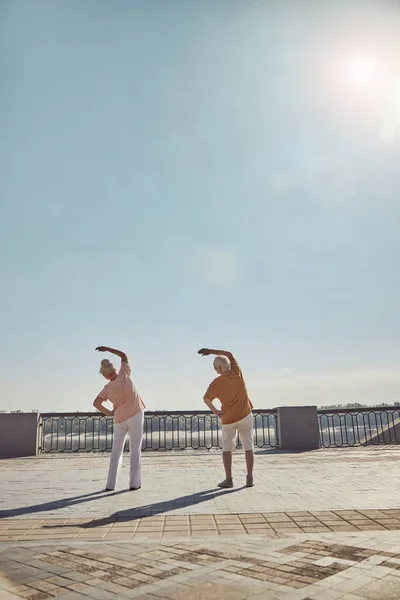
[319, 402, 400, 409]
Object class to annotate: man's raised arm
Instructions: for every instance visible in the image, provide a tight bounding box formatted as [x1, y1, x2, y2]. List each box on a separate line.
[198, 348, 235, 361]
[198, 348, 241, 376]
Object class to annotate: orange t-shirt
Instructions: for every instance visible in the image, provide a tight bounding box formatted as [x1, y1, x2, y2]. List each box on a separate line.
[98, 361, 146, 424]
[204, 356, 253, 425]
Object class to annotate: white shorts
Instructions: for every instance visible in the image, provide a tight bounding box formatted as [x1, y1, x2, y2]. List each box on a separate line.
[221, 412, 254, 452]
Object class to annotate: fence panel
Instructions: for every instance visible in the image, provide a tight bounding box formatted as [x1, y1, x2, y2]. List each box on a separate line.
[39, 410, 277, 453]
[318, 407, 400, 447]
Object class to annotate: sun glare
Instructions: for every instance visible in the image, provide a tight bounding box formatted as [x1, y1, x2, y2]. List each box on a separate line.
[344, 55, 377, 87]
[324, 42, 400, 141]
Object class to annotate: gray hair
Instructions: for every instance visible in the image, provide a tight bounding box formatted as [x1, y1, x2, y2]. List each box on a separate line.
[99, 359, 116, 376]
[214, 356, 231, 372]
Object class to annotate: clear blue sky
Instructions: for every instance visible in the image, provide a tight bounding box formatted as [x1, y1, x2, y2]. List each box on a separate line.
[1, 0, 399, 412]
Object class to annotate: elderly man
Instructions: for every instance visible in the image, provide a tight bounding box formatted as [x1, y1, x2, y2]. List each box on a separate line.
[198, 348, 254, 488]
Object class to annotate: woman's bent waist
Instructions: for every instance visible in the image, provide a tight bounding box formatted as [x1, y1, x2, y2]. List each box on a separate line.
[114, 405, 145, 425]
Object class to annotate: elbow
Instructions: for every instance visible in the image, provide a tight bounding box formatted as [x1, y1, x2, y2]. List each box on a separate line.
[203, 397, 209, 405]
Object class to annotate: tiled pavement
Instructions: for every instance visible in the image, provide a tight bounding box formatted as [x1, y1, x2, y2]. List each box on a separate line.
[2, 509, 400, 542]
[2, 448, 400, 599]
[1, 448, 400, 518]
[2, 533, 400, 599]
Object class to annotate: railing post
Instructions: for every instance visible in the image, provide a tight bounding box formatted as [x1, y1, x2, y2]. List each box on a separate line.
[277, 406, 320, 450]
[0, 412, 40, 457]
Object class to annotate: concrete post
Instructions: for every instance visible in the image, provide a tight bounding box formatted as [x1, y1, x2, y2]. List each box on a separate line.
[0, 413, 40, 458]
[277, 406, 320, 450]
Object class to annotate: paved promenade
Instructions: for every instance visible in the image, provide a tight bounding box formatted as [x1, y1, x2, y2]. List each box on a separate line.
[1, 448, 400, 599]
[1, 447, 399, 519]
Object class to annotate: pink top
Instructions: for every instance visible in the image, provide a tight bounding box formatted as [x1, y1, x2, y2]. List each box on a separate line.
[98, 361, 146, 424]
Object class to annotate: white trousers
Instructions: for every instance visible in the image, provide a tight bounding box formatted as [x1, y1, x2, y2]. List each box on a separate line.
[106, 410, 144, 490]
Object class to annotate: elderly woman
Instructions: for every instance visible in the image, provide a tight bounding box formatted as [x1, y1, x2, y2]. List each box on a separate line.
[93, 346, 146, 491]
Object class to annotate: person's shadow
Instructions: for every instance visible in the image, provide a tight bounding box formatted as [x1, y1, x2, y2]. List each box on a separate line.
[42, 487, 244, 529]
[0, 489, 129, 519]
[0, 486, 244, 523]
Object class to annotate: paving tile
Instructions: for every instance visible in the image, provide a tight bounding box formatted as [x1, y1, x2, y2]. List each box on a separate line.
[308, 588, 345, 600]
[48, 593, 88, 600]
[331, 575, 377, 593]
[132, 594, 160, 600]
[335, 595, 367, 600]
[356, 577, 400, 599]
[3, 450, 400, 598]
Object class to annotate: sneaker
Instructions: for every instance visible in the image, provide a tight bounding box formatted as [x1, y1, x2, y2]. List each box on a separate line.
[129, 486, 141, 491]
[246, 475, 254, 487]
[218, 478, 233, 488]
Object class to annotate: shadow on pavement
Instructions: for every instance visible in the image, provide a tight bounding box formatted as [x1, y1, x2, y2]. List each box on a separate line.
[44, 487, 245, 528]
[0, 489, 130, 519]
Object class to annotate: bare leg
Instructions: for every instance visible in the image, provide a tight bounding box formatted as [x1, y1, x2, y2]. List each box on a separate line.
[245, 450, 254, 477]
[218, 452, 233, 487]
[223, 451, 232, 478]
[245, 450, 254, 486]
[237, 415, 255, 487]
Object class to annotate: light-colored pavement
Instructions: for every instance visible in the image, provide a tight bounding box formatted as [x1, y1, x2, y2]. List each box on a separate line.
[3, 508, 400, 542]
[2, 532, 400, 599]
[1, 448, 400, 519]
[1, 448, 400, 599]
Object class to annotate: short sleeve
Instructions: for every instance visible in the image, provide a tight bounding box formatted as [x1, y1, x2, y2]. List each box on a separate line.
[204, 379, 219, 401]
[229, 355, 242, 377]
[97, 386, 108, 401]
[119, 361, 131, 376]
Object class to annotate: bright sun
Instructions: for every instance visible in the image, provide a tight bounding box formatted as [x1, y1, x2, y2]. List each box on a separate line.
[331, 47, 400, 142]
[344, 55, 377, 86]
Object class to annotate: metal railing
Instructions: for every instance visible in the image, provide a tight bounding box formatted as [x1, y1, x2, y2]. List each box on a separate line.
[39, 410, 277, 453]
[318, 406, 400, 447]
